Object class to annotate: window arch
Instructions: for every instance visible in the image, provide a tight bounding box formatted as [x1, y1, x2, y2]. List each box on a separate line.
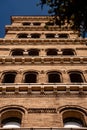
[47, 71, 62, 83]
[28, 49, 39, 56]
[1, 109, 22, 128]
[2, 72, 17, 83]
[46, 49, 58, 56]
[11, 49, 24, 56]
[17, 33, 28, 38]
[62, 49, 75, 56]
[69, 71, 84, 83]
[62, 110, 85, 128]
[24, 71, 38, 83]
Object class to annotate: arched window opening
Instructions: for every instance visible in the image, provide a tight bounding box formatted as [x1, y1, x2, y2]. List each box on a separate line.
[46, 49, 58, 56]
[33, 22, 41, 26]
[28, 49, 39, 56]
[63, 110, 84, 128]
[31, 33, 40, 38]
[59, 33, 68, 38]
[1, 110, 22, 128]
[18, 33, 28, 38]
[62, 49, 75, 55]
[22, 22, 31, 26]
[11, 49, 24, 56]
[64, 118, 83, 128]
[2, 72, 16, 83]
[2, 117, 21, 128]
[69, 72, 84, 83]
[45, 22, 54, 26]
[24, 72, 37, 83]
[46, 33, 55, 38]
[48, 71, 61, 83]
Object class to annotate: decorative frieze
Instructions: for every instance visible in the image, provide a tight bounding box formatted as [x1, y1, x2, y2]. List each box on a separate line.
[28, 108, 57, 113]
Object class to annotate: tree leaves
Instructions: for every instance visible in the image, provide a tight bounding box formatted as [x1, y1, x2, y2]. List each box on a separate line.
[39, 0, 87, 37]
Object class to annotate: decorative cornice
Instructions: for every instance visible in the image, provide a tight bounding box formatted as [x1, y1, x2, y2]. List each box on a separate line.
[5, 26, 76, 32]
[0, 56, 86, 65]
[0, 39, 87, 45]
[0, 83, 87, 95]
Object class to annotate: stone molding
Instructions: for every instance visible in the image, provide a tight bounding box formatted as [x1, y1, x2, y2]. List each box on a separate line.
[0, 56, 86, 65]
[28, 108, 57, 113]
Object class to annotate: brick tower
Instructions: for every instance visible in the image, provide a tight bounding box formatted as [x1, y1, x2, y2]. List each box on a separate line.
[0, 16, 87, 129]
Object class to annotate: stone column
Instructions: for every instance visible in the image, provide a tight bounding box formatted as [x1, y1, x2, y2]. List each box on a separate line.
[40, 49, 46, 57]
[39, 71, 46, 83]
[15, 71, 23, 83]
[62, 70, 70, 83]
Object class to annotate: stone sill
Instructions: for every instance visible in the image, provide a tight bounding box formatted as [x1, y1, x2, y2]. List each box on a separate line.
[0, 127, 87, 130]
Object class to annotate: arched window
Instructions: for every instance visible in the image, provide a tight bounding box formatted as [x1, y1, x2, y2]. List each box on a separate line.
[48, 71, 62, 83]
[46, 33, 55, 38]
[62, 49, 75, 55]
[11, 49, 24, 56]
[1, 109, 22, 128]
[22, 22, 31, 26]
[2, 72, 16, 83]
[33, 22, 41, 26]
[46, 49, 58, 56]
[31, 33, 40, 38]
[69, 71, 84, 83]
[58, 33, 68, 38]
[45, 22, 54, 26]
[18, 33, 28, 38]
[28, 49, 39, 56]
[62, 110, 85, 128]
[24, 71, 37, 83]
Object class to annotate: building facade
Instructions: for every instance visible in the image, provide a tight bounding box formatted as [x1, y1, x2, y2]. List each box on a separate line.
[0, 16, 87, 128]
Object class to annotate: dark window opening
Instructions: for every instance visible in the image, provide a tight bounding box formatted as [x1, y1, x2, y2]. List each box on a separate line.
[24, 72, 37, 83]
[28, 49, 39, 56]
[48, 72, 61, 83]
[46, 22, 54, 26]
[11, 49, 23, 56]
[18, 33, 28, 38]
[2, 72, 16, 83]
[33, 22, 41, 26]
[22, 22, 31, 26]
[47, 49, 58, 56]
[31, 33, 40, 38]
[59, 34, 68, 38]
[62, 49, 75, 55]
[69, 72, 84, 83]
[2, 117, 21, 125]
[46, 33, 55, 38]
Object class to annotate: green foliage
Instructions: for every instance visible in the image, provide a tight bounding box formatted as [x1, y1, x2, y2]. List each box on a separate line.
[39, 0, 87, 37]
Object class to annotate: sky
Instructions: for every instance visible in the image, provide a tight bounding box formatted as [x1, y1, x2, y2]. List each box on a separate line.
[0, 0, 49, 38]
